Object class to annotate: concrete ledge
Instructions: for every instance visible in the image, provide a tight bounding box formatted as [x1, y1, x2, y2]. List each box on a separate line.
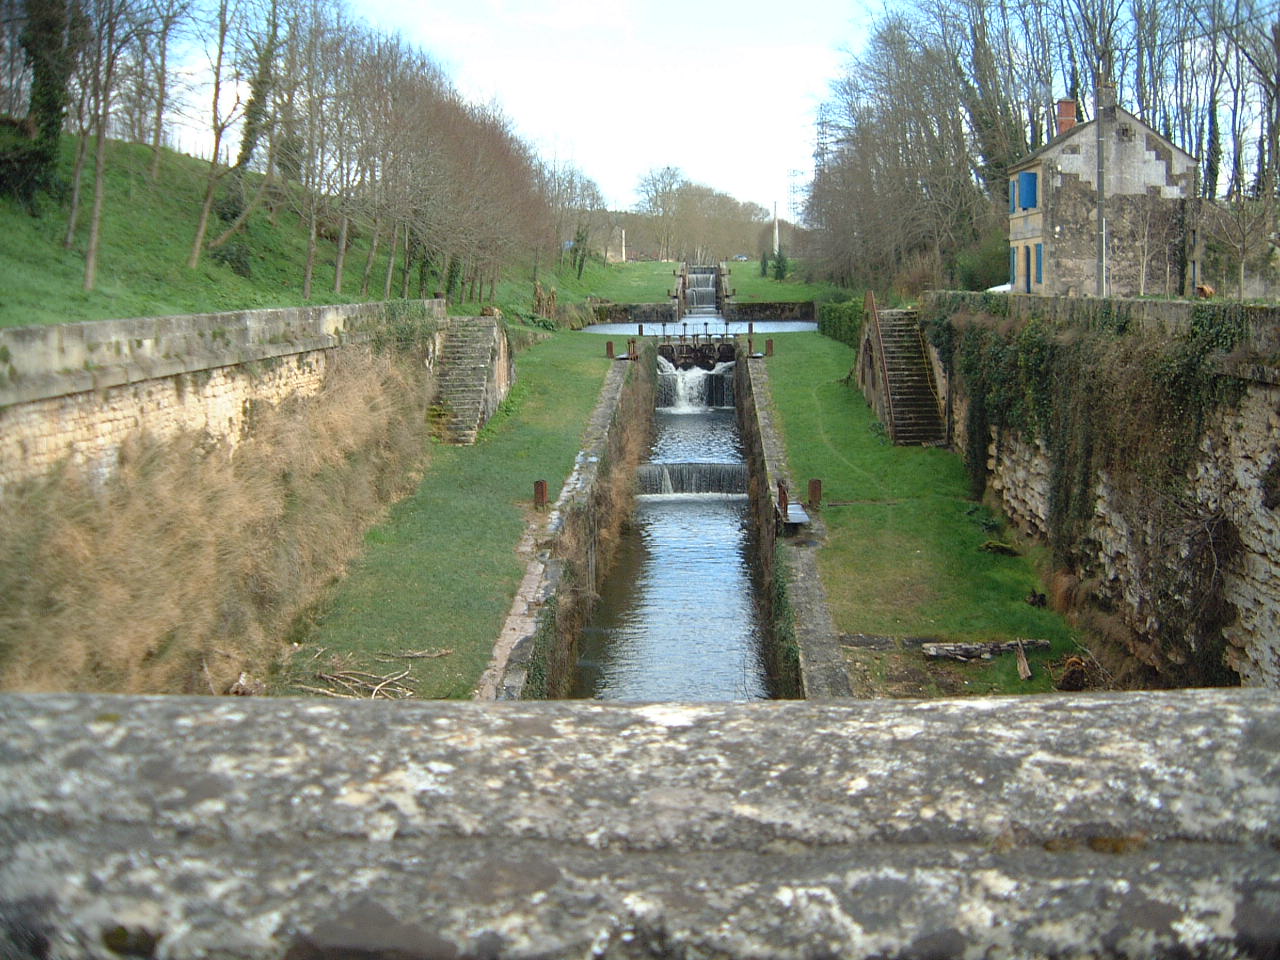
[0, 300, 446, 407]
[3, 690, 1277, 958]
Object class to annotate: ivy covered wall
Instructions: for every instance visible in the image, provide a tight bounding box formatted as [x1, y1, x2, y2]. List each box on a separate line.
[921, 291, 1280, 687]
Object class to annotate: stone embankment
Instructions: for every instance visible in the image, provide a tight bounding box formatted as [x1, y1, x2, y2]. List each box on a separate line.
[0, 300, 447, 490]
[921, 290, 1280, 687]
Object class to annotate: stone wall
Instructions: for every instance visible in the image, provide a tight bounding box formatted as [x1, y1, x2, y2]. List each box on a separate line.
[0, 301, 447, 490]
[922, 290, 1280, 686]
[923, 290, 1280, 352]
[591, 302, 678, 326]
[490, 348, 654, 699]
[987, 398, 1280, 687]
[736, 355, 848, 698]
[2, 690, 1277, 958]
[723, 301, 816, 323]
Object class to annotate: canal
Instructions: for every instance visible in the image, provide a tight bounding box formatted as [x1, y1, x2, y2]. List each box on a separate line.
[571, 355, 771, 701]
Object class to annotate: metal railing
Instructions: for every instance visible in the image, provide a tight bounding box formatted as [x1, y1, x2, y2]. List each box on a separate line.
[865, 290, 896, 443]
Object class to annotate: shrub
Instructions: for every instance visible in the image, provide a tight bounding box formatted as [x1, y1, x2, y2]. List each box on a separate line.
[818, 300, 863, 348]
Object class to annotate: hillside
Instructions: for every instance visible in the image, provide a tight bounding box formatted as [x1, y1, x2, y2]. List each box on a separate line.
[0, 138, 401, 328]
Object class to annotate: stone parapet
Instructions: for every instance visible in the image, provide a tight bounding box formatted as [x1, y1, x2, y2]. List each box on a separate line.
[1, 690, 1277, 958]
[921, 290, 1280, 357]
[0, 301, 446, 407]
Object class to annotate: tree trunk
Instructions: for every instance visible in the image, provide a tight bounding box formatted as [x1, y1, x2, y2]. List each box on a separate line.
[333, 214, 349, 294]
[399, 223, 411, 299]
[83, 122, 110, 291]
[360, 220, 381, 296]
[148, 31, 170, 181]
[63, 133, 90, 249]
[383, 222, 398, 300]
[303, 195, 318, 299]
[188, 159, 220, 269]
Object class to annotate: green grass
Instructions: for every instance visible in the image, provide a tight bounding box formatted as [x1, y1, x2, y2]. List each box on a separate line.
[450, 260, 677, 321]
[275, 331, 612, 698]
[0, 137, 409, 328]
[724, 258, 849, 303]
[766, 331, 1077, 694]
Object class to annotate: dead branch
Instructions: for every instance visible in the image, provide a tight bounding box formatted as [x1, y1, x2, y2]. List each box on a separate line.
[923, 639, 1050, 661]
[373, 648, 454, 661]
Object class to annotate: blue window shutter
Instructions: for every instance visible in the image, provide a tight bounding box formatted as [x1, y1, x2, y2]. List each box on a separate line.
[1010, 247, 1016, 284]
[1035, 243, 1043, 284]
[1018, 171, 1038, 209]
[1009, 180, 1017, 213]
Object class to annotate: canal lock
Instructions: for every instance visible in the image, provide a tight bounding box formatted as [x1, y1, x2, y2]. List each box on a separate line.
[512, 335, 802, 701]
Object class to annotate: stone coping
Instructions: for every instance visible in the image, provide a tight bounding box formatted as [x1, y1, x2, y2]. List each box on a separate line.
[742, 356, 852, 697]
[922, 290, 1280, 357]
[1, 690, 1277, 957]
[0, 300, 446, 407]
[483, 357, 635, 700]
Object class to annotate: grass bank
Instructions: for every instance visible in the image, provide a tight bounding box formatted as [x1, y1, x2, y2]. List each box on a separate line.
[0, 138, 406, 329]
[276, 331, 612, 698]
[765, 331, 1076, 696]
[724, 259, 850, 303]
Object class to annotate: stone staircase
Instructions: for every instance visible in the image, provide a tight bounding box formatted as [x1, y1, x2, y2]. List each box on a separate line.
[876, 309, 946, 446]
[436, 318, 502, 444]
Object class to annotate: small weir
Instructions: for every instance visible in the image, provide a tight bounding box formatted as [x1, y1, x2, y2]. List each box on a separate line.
[685, 265, 719, 314]
[571, 350, 770, 701]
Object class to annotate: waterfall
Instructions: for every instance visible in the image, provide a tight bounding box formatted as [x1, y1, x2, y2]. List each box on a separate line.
[635, 462, 749, 495]
[657, 357, 735, 409]
[685, 268, 718, 314]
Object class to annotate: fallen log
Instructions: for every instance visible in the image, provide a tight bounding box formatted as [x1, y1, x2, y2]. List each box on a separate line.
[923, 639, 1051, 662]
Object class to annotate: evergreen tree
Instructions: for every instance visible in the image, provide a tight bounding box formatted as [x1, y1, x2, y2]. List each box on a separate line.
[773, 246, 788, 281]
[759, 249, 769, 277]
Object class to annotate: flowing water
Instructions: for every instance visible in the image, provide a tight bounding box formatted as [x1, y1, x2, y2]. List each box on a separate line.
[571, 354, 770, 701]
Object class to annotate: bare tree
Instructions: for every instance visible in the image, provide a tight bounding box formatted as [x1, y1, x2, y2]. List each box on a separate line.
[82, 0, 148, 291]
[186, 0, 244, 269]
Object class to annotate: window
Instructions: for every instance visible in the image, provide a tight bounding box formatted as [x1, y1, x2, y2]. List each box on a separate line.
[1009, 180, 1017, 213]
[1018, 170, 1038, 209]
[1035, 243, 1043, 284]
[1010, 247, 1016, 284]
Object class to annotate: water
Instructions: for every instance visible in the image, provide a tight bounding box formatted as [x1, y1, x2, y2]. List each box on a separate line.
[686, 269, 717, 312]
[584, 320, 817, 335]
[571, 356, 770, 702]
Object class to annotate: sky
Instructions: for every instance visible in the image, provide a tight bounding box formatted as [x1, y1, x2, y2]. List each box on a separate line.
[348, 0, 872, 216]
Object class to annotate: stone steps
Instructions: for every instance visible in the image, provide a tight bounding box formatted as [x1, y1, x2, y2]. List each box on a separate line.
[876, 310, 946, 446]
[436, 318, 501, 445]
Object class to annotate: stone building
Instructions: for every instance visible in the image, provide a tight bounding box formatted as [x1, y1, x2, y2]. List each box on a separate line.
[1008, 94, 1199, 297]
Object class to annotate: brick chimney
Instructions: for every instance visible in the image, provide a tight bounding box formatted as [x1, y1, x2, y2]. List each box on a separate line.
[1055, 99, 1077, 136]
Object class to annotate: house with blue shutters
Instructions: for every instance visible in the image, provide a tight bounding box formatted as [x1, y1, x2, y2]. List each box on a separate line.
[1008, 97, 1199, 297]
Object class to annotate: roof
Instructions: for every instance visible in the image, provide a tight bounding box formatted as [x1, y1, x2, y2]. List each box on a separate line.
[1009, 105, 1197, 174]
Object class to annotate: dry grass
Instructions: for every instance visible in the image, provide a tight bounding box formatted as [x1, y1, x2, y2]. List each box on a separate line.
[0, 348, 432, 693]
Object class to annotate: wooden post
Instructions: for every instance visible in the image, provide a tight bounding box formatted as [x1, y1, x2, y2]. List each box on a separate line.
[606, 341, 614, 359]
[534, 480, 548, 509]
[766, 339, 774, 357]
[808, 478, 822, 509]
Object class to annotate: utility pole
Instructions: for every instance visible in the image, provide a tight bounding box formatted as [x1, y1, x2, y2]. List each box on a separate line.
[1095, 54, 1114, 298]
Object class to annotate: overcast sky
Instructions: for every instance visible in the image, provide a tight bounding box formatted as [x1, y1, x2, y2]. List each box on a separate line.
[348, 0, 871, 215]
